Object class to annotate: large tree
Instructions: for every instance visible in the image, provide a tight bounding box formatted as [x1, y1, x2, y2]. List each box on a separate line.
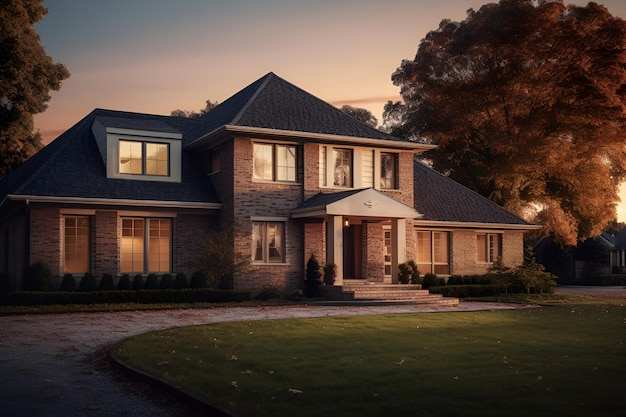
[170, 99, 218, 118]
[339, 104, 378, 128]
[0, 0, 70, 178]
[391, 0, 626, 246]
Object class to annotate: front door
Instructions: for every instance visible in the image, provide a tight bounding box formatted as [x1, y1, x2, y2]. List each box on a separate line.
[343, 224, 363, 279]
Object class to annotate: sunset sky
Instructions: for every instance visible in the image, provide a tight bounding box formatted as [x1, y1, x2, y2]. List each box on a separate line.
[33, 0, 626, 219]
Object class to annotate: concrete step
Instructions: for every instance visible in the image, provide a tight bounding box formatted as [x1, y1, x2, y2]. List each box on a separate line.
[318, 283, 459, 307]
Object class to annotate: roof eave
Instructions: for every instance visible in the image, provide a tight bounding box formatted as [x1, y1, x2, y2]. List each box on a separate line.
[5, 194, 222, 210]
[413, 219, 543, 230]
[186, 125, 437, 152]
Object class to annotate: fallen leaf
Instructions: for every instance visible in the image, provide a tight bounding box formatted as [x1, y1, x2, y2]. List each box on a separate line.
[230, 355, 239, 361]
[288, 388, 303, 394]
[241, 369, 253, 375]
[231, 381, 239, 389]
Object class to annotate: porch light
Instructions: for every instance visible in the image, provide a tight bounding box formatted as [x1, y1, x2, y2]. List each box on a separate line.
[344, 218, 350, 228]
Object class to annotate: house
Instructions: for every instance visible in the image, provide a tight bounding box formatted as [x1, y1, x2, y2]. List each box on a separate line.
[0, 72, 539, 292]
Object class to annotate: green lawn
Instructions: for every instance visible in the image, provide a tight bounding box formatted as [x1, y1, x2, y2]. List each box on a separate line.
[114, 303, 626, 417]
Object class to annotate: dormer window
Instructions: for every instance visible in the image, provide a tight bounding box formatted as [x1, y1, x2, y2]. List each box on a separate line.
[119, 140, 169, 176]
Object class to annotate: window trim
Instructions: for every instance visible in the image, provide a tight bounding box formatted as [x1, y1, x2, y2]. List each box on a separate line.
[120, 217, 172, 274]
[252, 221, 286, 264]
[252, 142, 298, 183]
[119, 140, 170, 177]
[380, 152, 399, 190]
[476, 232, 503, 263]
[416, 230, 451, 275]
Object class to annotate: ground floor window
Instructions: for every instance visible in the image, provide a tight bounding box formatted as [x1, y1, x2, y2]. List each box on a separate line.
[416, 230, 450, 275]
[121, 218, 171, 273]
[477, 233, 502, 263]
[253, 222, 285, 263]
[64, 216, 90, 273]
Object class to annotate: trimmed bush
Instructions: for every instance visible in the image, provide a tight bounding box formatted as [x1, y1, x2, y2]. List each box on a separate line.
[78, 273, 97, 292]
[99, 273, 115, 291]
[422, 273, 445, 289]
[131, 274, 144, 290]
[407, 260, 421, 284]
[323, 263, 337, 286]
[60, 274, 76, 292]
[26, 261, 55, 291]
[117, 274, 131, 290]
[305, 254, 322, 296]
[256, 284, 282, 300]
[431, 285, 507, 298]
[159, 273, 174, 289]
[144, 274, 159, 290]
[1, 288, 252, 306]
[190, 270, 209, 289]
[174, 273, 188, 289]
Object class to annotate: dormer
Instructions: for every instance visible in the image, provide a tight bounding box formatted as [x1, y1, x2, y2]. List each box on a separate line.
[92, 115, 182, 182]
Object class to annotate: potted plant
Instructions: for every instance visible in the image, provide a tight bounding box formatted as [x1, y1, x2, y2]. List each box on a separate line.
[323, 262, 337, 286]
[397, 262, 413, 284]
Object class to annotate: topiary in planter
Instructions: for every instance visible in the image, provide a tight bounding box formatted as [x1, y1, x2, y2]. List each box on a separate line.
[174, 272, 188, 289]
[99, 273, 115, 290]
[78, 273, 97, 292]
[131, 274, 144, 290]
[397, 262, 413, 284]
[323, 262, 337, 286]
[144, 273, 159, 290]
[117, 274, 131, 290]
[60, 273, 76, 291]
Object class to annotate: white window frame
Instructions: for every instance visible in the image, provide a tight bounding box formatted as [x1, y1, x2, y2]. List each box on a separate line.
[477, 232, 503, 263]
[252, 142, 297, 183]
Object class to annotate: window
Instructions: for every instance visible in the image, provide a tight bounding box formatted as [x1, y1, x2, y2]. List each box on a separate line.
[252, 222, 285, 263]
[119, 140, 169, 176]
[416, 231, 450, 275]
[64, 216, 90, 273]
[477, 233, 502, 263]
[121, 218, 171, 273]
[384, 229, 392, 276]
[380, 152, 398, 189]
[253, 143, 297, 182]
[333, 148, 352, 187]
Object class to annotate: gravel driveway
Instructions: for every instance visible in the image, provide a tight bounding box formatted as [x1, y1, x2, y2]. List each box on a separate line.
[0, 288, 620, 417]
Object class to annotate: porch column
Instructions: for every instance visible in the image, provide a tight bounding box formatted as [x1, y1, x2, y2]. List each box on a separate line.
[391, 218, 406, 284]
[326, 215, 344, 286]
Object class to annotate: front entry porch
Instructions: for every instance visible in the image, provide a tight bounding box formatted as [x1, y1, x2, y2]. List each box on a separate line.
[318, 281, 459, 306]
[293, 188, 422, 286]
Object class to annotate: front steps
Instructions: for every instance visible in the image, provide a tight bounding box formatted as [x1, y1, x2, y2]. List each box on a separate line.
[317, 281, 459, 307]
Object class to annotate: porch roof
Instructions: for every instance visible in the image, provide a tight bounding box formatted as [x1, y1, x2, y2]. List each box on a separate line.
[292, 188, 422, 219]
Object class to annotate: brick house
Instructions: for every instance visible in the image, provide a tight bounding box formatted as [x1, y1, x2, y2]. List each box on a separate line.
[0, 73, 539, 291]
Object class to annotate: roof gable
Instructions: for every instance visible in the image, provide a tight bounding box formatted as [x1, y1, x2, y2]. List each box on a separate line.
[293, 188, 421, 219]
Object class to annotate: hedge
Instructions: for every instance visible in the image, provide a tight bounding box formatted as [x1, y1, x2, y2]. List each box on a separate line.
[0, 288, 251, 306]
[430, 284, 508, 298]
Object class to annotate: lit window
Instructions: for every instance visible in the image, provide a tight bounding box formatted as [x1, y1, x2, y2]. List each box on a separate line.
[477, 233, 502, 263]
[64, 216, 90, 273]
[253, 143, 297, 182]
[253, 222, 285, 263]
[416, 231, 450, 274]
[119, 140, 169, 176]
[380, 153, 398, 189]
[333, 148, 352, 187]
[121, 218, 171, 273]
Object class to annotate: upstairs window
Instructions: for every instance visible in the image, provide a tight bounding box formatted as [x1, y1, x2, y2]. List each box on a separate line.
[380, 152, 398, 189]
[119, 140, 169, 176]
[477, 233, 502, 263]
[253, 143, 297, 182]
[333, 148, 353, 187]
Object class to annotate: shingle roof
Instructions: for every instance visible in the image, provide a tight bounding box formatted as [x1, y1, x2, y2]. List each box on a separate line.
[413, 161, 531, 225]
[198, 72, 407, 142]
[297, 189, 366, 209]
[0, 109, 219, 205]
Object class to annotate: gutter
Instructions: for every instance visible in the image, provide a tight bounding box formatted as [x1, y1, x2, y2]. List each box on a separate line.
[5, 194, 222, 210]
[186, 125, 437, 152]
[413, 219, 543, 231]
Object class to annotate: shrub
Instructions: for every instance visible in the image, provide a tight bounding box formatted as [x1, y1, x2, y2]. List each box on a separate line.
[304, 254, 322, 296]
[60, 273, 76, 292]
[26, 261, 55, 291]
[422, 273, 445, 289]
[256, 284, 283, 300]
[78, 273, 97, 292]
[99, 273, 115, 291]
[190, 270, 209, 289]
[323, 263, 337, 286]
[117, 274, 131, 290]
[397, 262, 413, 284]
[131, 274, 144, 290]
[159, 273, 174, 289]
[174, 272, 188, 289]
[144, 274, 159, 290]
[407, 260, 421, 284]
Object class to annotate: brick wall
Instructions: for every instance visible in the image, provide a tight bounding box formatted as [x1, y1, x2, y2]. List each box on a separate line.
[93, 210, 118, 276]
[450, 229, 525, 275]
[0, 209, 27, 289]
[363, 221, 385, 281]
[29, 207, 61, 276]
